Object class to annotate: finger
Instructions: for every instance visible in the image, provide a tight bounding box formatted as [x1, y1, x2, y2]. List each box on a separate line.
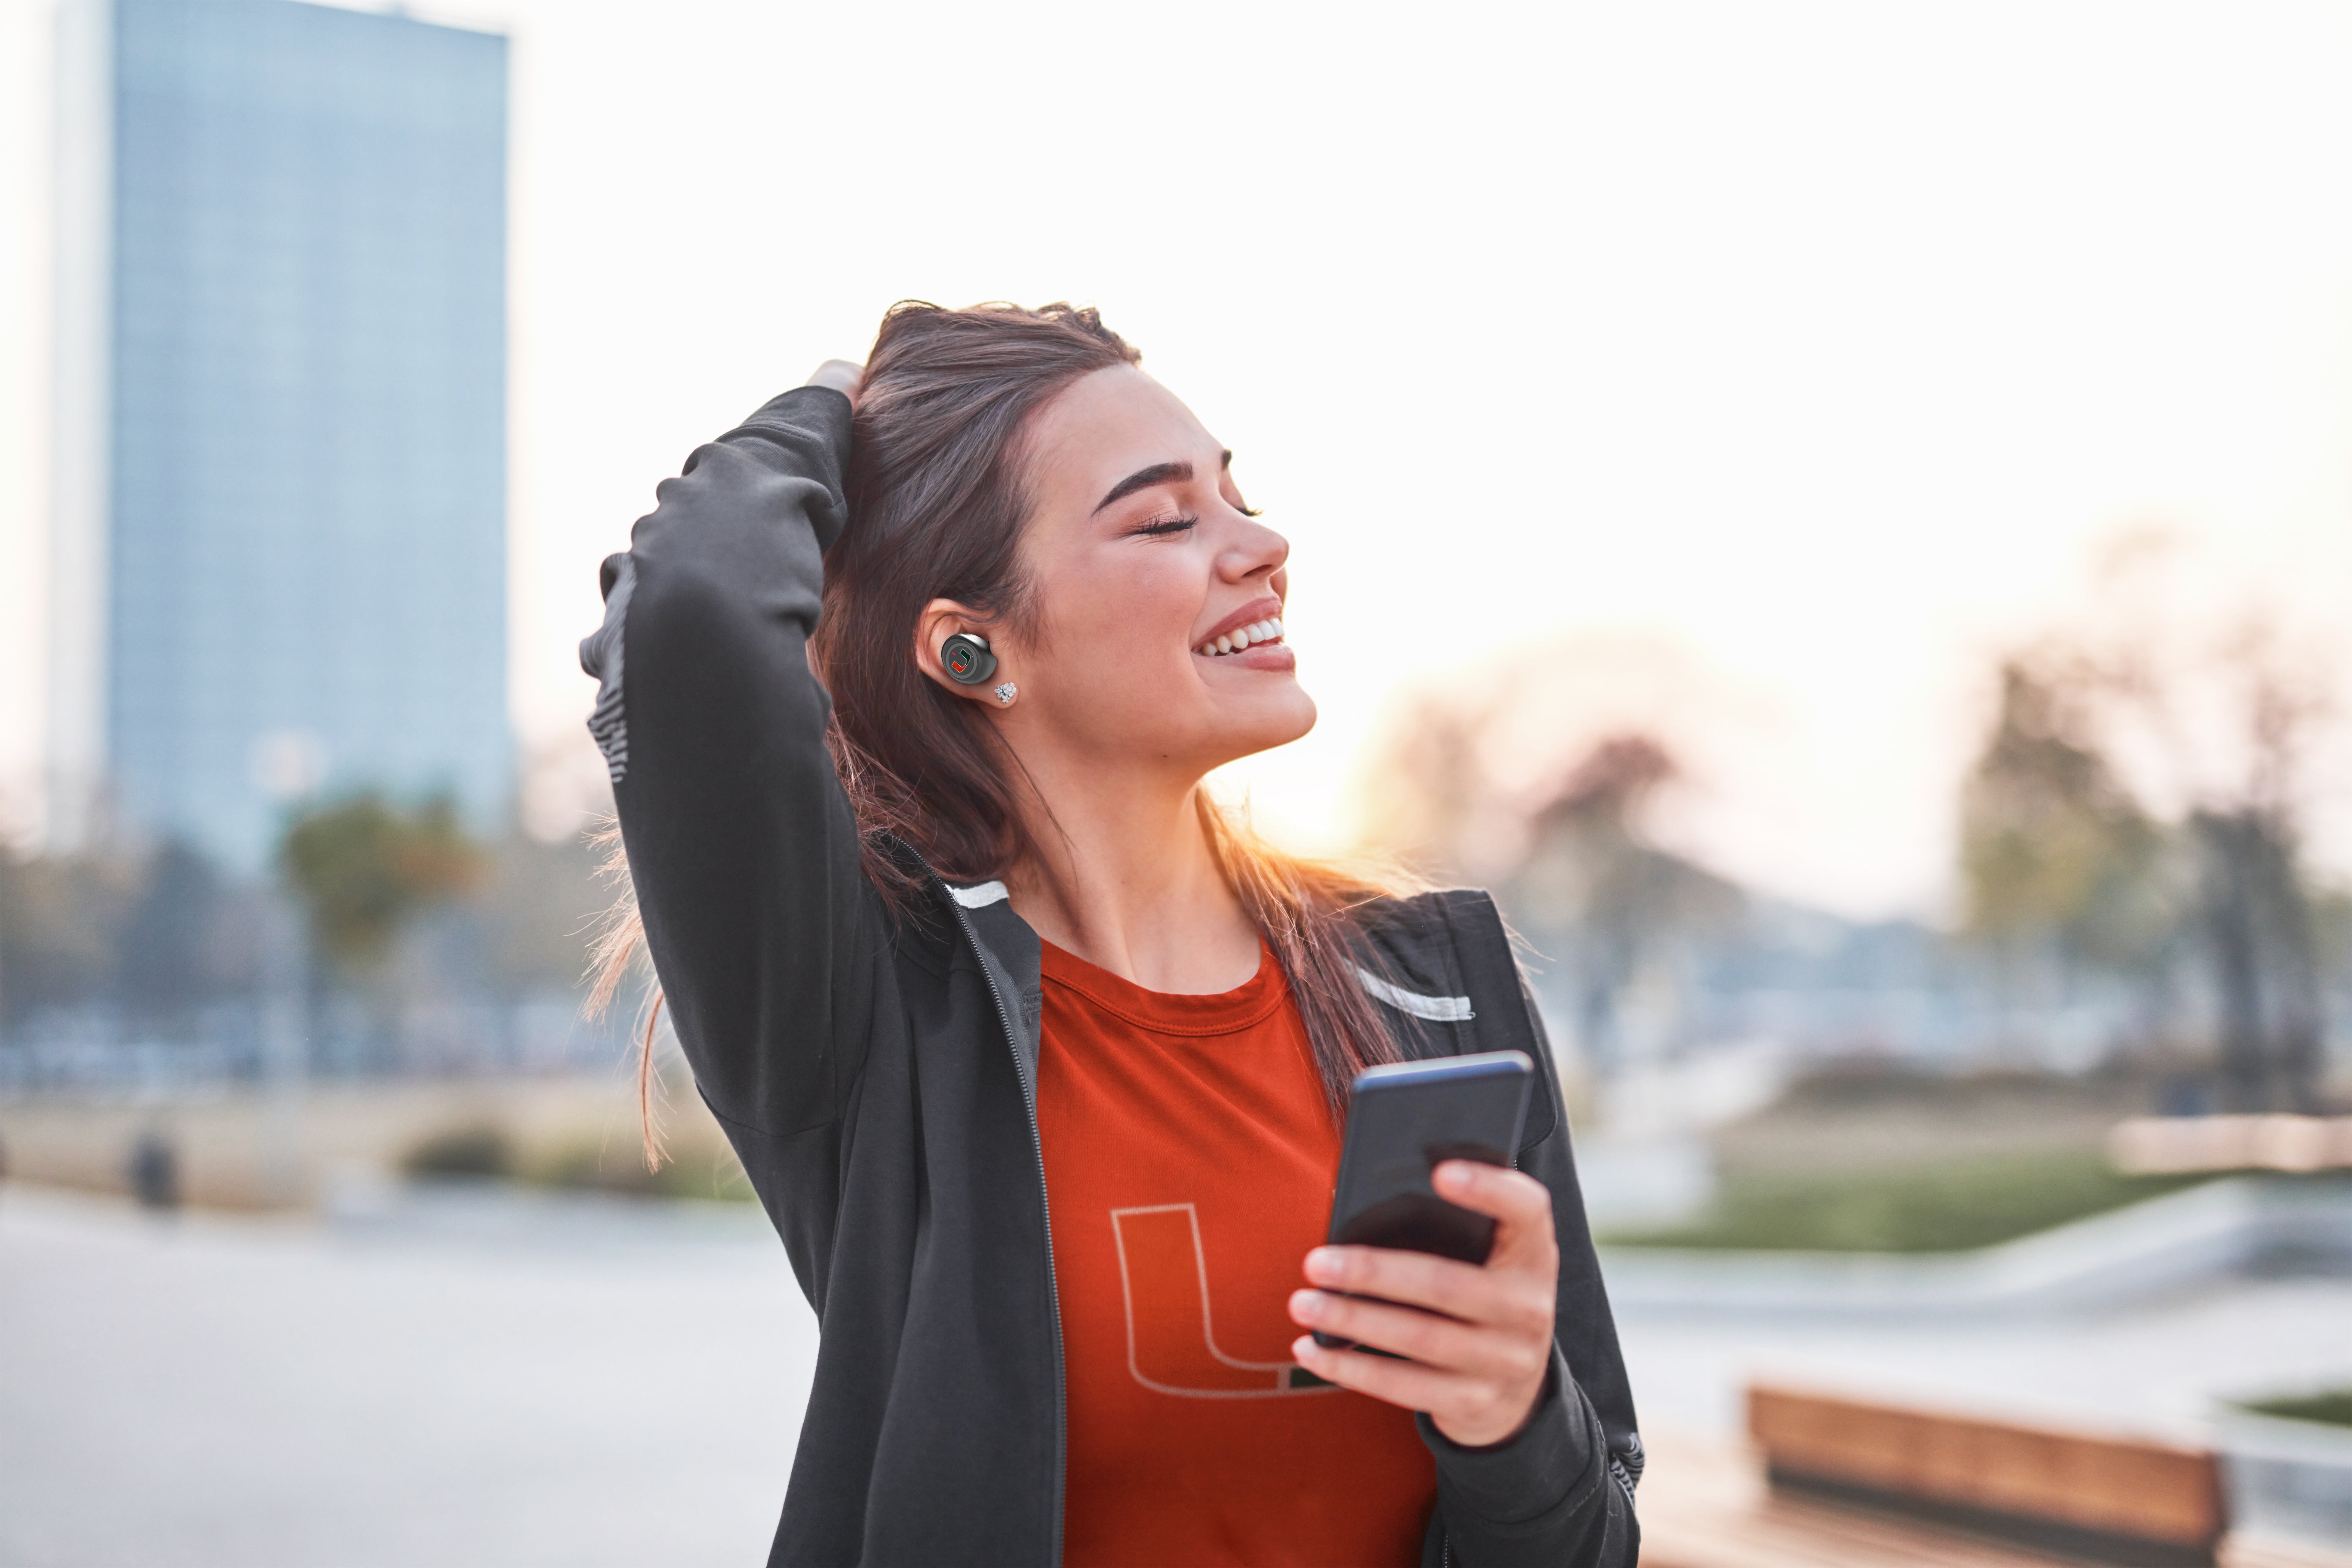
[1433, 1162, 1558, 1267]
[1305, 1245, 1490, 1318]
[1288, 1289, 1530, 1382]
[1291, 1333, 1465, 1414]
[1431, 1162, 1550, 1227]
[1304, 1246, 1551, 1337]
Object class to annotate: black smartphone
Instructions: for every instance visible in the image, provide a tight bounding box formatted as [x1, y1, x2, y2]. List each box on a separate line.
[1312, 1049, 1535, 1350]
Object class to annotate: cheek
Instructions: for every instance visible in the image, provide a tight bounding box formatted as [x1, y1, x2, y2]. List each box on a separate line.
[1033, 557, 1202, 684]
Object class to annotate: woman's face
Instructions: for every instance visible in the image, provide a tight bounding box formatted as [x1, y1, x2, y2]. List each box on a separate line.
[977, 363, 1315, 779]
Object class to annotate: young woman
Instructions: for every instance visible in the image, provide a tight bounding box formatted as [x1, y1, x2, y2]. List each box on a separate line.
[582, 303, 1641, 1567]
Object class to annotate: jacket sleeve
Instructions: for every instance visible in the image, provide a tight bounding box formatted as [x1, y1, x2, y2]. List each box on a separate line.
[1420, 922, 1642, 1568]
[1419, 1346, 1636, 1568]
[579, 385, 885, 1140]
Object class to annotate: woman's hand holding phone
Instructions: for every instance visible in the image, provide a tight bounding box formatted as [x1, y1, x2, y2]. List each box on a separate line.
[1286, 1159, 1559, 1448]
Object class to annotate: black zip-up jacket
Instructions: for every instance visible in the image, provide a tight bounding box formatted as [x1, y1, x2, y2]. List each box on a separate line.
[581, 385, 1643, 1566]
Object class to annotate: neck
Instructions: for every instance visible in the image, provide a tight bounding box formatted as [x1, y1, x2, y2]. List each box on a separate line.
[999, 749, 1262, 996]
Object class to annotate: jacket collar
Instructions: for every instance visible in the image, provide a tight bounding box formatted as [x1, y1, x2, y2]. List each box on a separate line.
[947, 883, 1044, 1092]
[926, 870, 1554, 1147]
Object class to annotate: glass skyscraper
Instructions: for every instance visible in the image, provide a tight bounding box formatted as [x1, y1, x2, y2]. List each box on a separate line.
[51, 0, 509, 873]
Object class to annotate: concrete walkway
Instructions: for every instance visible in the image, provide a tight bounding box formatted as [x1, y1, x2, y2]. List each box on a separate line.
[7, 1179, 2351, 1565]
[0, 1185, 813, 1568]
[1602, 1176, 2352, 1321]
[1621, 1271, 2352, 1447]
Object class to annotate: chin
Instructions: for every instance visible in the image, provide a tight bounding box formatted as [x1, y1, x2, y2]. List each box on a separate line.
[1220, 685, 1317, 759]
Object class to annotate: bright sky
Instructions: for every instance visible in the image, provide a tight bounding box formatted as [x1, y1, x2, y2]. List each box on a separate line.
[4, 0, 2350, 918]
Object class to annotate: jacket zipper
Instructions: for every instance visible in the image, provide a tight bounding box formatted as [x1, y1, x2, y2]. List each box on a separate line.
[939, 882, 1068, 1568]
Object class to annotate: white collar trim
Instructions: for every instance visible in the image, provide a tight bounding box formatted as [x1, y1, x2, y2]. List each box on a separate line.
[948, 880, 1010, 909]
[1355, 966, 1475, 1022]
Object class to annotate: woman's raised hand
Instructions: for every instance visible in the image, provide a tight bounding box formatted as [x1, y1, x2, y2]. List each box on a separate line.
[1287, 1160, 1559, 1448]
[804, 359, 865, 406]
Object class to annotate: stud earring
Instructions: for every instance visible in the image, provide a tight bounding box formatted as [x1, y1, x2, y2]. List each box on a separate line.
[993, 681, 1018, 707]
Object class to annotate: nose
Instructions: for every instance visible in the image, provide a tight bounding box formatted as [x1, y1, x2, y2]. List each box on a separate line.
[1218, 512, 1289, 585]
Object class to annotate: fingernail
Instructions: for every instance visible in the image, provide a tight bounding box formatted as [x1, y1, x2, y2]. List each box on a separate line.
[1290, 1289, 1325, 1321]
[1436, 1161, 1474, 1190]
[1304, 1248, 1341, 1284]
[1292, 1336, 1319, 1362]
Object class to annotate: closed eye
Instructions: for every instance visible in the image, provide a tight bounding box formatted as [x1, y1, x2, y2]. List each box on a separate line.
[1129, 513, 1199, 538]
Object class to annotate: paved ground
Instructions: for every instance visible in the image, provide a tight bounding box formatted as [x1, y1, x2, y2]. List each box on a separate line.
[1620, 1273, 2352, 1445]
[0, 1185, 812, 1568]
[6, 1181, 2350, 1566]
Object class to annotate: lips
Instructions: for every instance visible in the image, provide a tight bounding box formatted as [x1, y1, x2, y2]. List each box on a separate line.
[1193, 596, 1287, 659]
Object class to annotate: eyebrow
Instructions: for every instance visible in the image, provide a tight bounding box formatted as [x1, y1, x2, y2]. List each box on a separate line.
[1089, 451, 1236, 516]
[1092, 460, 1190, 516]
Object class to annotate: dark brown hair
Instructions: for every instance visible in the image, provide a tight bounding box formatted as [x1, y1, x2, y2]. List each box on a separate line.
[595, 303, 1410, 1159]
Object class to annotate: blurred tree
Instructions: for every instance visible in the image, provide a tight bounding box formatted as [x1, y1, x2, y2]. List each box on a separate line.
[1352, 686, 1506, 884]
[1963, 586, 2339, 1109]
[0, 848, 139, 1031]
[2190, 807, 2322, 1110]
[1504, 736, 1743, 1073]
[113, 841, 262, 1026]
[1960, 656, 2177, 979]
[2, 802, 605, 1075]
[280, 795, 485, 981]
[1355, 659, 1747, 1074]
[2176, 646, 2332, 1111]
[475, 832, 605, 994]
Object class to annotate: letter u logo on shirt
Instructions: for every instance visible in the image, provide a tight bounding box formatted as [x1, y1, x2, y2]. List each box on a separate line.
[1108, 1204, 1335, 1398]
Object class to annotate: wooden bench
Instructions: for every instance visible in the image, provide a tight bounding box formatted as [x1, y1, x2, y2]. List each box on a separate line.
[1639, 1420, 2352, 1568]
[1744, 1384, 2225, 1566]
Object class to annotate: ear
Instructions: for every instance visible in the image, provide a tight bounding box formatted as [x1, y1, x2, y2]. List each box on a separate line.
[914, 598, 1010, 703]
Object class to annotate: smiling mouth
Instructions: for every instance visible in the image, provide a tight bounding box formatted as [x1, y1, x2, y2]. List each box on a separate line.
[1194, 617, 1286, 658]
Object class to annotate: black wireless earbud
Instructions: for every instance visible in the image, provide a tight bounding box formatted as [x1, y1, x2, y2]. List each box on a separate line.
[940, 632, 998, 686]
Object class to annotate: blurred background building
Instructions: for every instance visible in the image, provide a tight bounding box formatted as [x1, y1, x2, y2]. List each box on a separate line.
[50, 0, 509, 870]
[6, 0, 613, 1106]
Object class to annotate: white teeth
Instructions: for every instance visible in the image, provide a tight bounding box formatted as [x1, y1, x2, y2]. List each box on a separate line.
[1196, 617, 1288, 657]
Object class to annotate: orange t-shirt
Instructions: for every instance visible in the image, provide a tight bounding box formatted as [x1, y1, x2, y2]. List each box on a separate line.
[1036, 939, 1438, 1568]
